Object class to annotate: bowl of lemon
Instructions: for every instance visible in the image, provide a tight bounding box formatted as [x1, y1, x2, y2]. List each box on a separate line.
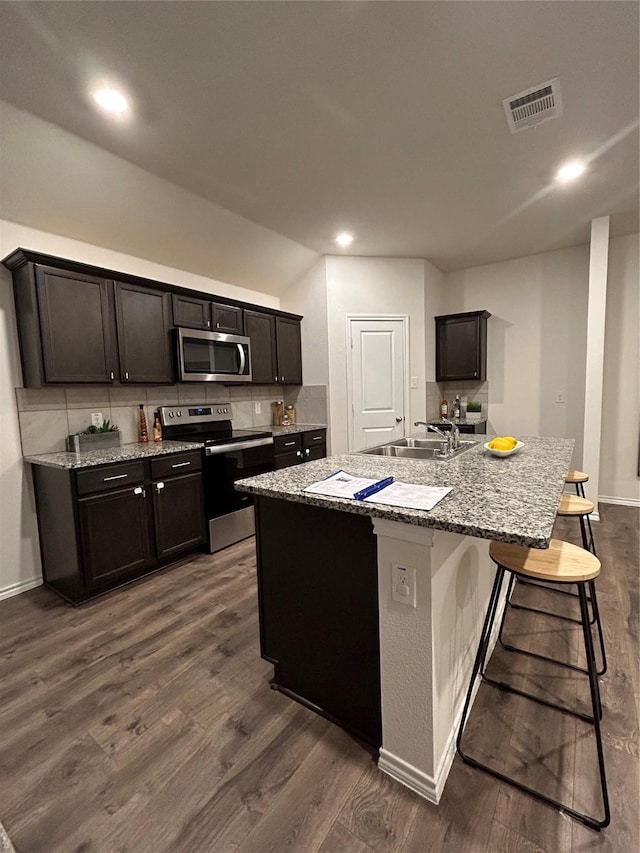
[484, 436, 524, 457]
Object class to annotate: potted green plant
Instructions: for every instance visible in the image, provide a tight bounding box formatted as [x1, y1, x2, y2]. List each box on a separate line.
[466, 401, 483, 421]
[67, 419, 121, 452]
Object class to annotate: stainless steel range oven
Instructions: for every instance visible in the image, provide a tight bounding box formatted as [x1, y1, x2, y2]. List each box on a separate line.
[160, 404, 274, 552]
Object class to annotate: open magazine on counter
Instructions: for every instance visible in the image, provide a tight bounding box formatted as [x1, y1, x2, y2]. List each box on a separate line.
[302, 470, 452, 511]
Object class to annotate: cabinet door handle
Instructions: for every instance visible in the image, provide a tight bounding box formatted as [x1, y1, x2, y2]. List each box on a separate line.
[395, 416, 403, 423]
[216, 322, 220, 329]
[281, 375, 285, 382]
[124, 372, 129, 380]
[274, 375, 278, 382]
[109, 371, 115, 380]
[171, 461, 191, 468]
[312, 436, 323, 441]
[296, 450, 303, 458]
[283, 441, 296, 447]
[305, 448, 310, 457]
[156, 482, 164, 492]
[134, 486, 144, 496]
[104, 474, 127, 482]
[207, 320, 211, 328]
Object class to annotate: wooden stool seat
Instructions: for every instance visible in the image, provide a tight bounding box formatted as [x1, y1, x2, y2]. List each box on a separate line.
[558, 494, 595, 516]
[566, 470, 589, 484]
[489, 538, 600, 584]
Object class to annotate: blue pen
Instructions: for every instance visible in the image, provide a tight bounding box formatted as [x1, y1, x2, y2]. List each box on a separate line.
[354, 476, 394, 501]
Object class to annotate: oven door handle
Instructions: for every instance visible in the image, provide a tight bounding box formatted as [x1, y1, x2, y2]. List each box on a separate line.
[205, 437, 274, 456]
[237, 343, 246, 375]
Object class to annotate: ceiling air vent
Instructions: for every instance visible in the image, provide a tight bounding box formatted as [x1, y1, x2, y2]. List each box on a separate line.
[503, 78, 563, 133]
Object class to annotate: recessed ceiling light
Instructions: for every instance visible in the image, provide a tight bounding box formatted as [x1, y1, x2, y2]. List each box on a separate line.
[556, 160, 586, 183]
[93, 87, 129, 114]
[335, 232, 354, 247]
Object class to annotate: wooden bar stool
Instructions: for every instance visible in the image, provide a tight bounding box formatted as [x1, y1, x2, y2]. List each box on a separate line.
[505, 494, 606, 676]
[456, 538, 610, 831]
[558, 493, 596, 555]
[566, 469, 589, 499]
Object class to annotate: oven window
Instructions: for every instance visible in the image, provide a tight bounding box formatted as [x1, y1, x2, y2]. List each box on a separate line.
[183, 337, 242, 375]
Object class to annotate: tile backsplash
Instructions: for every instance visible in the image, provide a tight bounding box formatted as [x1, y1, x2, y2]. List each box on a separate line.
[422, 380, 489, 422]
[15, 384, 328, 456]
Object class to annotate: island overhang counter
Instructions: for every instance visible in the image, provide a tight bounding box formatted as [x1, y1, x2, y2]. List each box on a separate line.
[236, 436, 574, 804]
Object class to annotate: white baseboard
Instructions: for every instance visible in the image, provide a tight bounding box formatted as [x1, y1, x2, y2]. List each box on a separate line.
[0, 576, 42, 602]
[379, 749, 440, 804]
[599, 495, 640, 508]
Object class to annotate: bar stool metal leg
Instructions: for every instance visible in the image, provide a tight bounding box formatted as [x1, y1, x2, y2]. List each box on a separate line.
[457, 562, 611, 831]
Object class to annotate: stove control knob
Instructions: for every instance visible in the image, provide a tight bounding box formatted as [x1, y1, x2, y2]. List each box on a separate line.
[177, 410, 182, 417]
[224, 407, 229, 414]
[217, 408, 222, 414]
[169, 412, 174, 418]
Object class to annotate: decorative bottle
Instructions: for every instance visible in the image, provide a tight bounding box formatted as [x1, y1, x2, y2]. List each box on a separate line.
[454, 395, 461, 419]
[138, 404, 149, 443]
[440, 396, 448, 418]
[153, 411, 162, 442]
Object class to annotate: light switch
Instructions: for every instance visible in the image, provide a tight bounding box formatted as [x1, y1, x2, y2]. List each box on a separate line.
[392, 563, 417, 607]
[91, 412, 103, 427]
[254, 402, 262, 415]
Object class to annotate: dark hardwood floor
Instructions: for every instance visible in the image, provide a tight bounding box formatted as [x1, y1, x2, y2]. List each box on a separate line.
[0, 504, 637, 853]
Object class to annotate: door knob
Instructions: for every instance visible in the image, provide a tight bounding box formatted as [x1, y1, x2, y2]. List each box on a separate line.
[395, 417, 404, 423]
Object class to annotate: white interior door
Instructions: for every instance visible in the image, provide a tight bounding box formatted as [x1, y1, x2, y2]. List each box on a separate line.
[349, 318, 406, 450]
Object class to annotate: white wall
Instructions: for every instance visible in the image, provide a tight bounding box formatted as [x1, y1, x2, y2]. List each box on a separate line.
[600, 233, 640, 504]
[281, 258, 329, 388]
[0, 221, 284, 598]
[325, 256, 427, 454]
[443, 246, 590, 467]
[424, 259, 446, 383]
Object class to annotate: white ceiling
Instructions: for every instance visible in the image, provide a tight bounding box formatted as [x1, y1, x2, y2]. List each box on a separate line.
[0, 1, 638, 281]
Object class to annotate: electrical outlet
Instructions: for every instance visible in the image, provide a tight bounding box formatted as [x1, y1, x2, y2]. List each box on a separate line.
[254, 402, 262, 415]
[556, 390, 565, 404]
[392, 563, 417, 607]
[91, 412, 103, 427]
[410, 376, 419, 389]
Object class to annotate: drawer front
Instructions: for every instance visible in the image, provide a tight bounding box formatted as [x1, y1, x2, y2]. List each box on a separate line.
[150, 450, 203, 480]
[76, 461, 145, 496]
[302, 429, 326, 449]
[274, 433, 302, 455]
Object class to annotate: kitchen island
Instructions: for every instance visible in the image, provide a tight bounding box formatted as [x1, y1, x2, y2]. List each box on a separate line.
[236, 436, 574, 804]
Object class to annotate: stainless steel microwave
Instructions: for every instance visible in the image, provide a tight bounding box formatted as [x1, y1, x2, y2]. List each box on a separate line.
[176, 328, 252, 382]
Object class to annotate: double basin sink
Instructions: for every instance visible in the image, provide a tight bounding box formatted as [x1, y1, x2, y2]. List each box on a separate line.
[360, 435, 476, 461]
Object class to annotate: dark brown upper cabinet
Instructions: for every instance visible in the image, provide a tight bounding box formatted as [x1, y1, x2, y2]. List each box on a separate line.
[244, 310, 302, 385]
[435, 310, 491, 382]
[212, 302, 243, 335]
[3, 248, 302, 388]
[172, 293, 212, 330]
[34, 266, 119, 384]
[115, 282, 173, 383]
[275, 316, 302, 385]
[244, 310, 277, 384]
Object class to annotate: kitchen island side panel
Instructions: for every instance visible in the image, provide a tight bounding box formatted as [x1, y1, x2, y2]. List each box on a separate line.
[255, 496, 381, 746]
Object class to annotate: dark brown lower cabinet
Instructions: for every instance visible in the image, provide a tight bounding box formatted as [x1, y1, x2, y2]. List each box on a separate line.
[255, 496, 381, 747]
[152, 472, 205, 560]
[273, 429, 326, 470]
[31, 450, 205, 604]
[78, 485, 153, 588]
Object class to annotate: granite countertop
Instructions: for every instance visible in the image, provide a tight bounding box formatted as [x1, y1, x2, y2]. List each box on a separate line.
[236, 435, 574, 548]
[24, 440, 205, 470]
[261, 423, 327, 436]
